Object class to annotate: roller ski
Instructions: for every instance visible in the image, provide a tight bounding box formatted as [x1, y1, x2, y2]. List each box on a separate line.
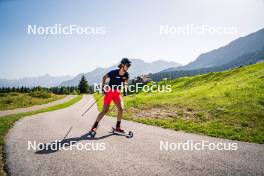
[111, 127, 133, 138]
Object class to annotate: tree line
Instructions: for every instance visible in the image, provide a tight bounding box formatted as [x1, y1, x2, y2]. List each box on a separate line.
[0, 75, 93, 95]
[0, 86, 80, 95]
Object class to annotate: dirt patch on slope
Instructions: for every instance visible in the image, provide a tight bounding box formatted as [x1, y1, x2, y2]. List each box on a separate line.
[129, 105, 202, 120]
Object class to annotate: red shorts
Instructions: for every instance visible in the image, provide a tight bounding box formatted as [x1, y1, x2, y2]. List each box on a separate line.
[104, 88, 121, 105]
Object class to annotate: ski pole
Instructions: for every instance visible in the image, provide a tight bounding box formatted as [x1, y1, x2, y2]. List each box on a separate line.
[63, 126, 73, 140]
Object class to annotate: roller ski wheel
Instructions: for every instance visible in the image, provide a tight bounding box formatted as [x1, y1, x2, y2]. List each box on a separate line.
[112, 127, 133, 138]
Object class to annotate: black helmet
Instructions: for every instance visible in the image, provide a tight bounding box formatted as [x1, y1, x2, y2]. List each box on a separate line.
[121, 58, 131, 67]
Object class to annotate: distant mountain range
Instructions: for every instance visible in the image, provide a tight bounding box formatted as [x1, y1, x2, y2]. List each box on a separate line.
[0, 60, 181, 88]
[0, 74, 73, 88]
[1, 27, 264, 88]
[150, 48, 264, 81]
[149, 28, 264, 81]
[162, 28, 264, 72]
[59, 59, 181, 86]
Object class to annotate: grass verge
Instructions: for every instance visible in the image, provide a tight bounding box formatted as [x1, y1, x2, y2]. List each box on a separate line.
[0, 94, 83, 176]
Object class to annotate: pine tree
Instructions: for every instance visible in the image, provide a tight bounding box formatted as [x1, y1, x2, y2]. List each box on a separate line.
[78, 75, 89, 94]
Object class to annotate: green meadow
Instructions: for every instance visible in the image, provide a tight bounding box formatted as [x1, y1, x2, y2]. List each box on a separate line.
[95, 62, 264, 143]
[0, 91, 64, 111]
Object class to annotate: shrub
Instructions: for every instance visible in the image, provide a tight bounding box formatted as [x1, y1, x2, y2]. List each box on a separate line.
[29, 91, 51, 99]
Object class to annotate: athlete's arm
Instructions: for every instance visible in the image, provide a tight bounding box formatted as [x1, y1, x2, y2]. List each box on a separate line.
[101, 74, 109, 94]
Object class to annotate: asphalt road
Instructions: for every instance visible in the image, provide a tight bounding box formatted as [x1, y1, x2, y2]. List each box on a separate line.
[4, 95, 264, 176]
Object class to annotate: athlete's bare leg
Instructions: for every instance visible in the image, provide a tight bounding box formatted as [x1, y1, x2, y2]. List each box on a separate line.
[95, 104, 110, 122]
[114, 95, 124, 121]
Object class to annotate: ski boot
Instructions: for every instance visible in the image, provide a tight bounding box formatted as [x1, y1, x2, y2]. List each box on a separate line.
[88, 127, 97, 138]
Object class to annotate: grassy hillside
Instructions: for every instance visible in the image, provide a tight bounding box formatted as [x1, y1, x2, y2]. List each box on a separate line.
[95, 62, 264, 143]
[0, 91, 65, 111]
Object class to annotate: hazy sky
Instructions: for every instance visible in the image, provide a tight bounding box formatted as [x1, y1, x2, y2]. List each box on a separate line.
[0, 0, 264, 79]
